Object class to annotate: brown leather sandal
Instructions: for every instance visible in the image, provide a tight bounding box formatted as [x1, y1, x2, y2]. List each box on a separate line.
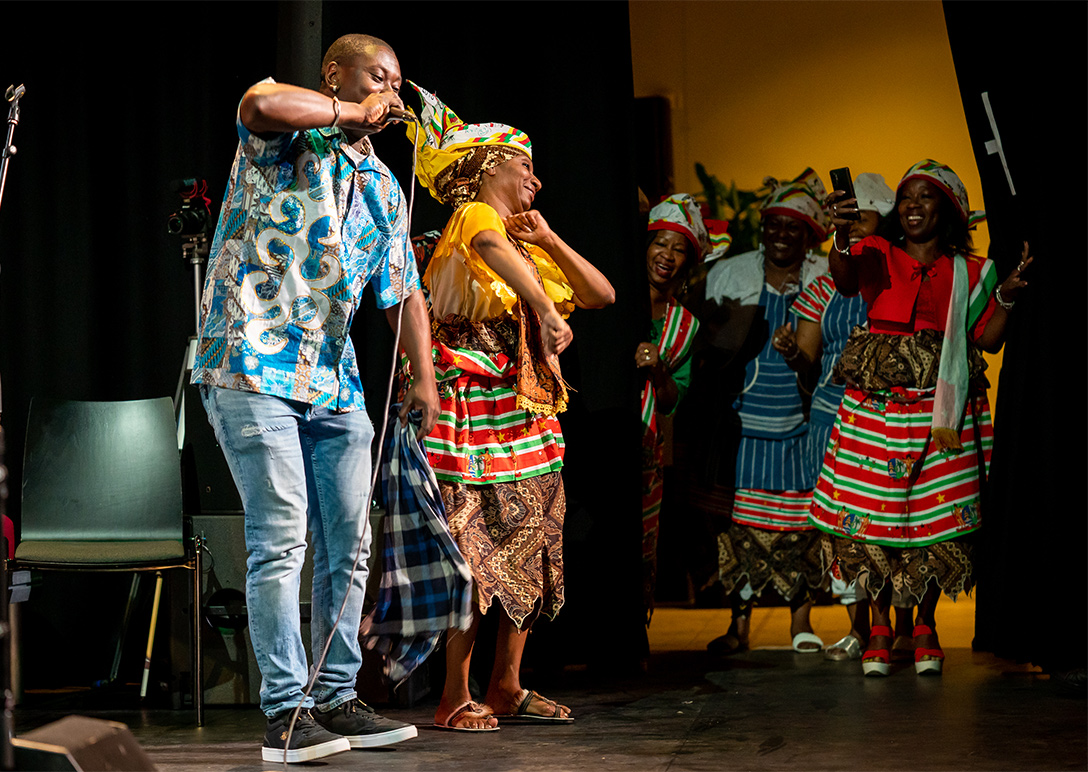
[492, 690, 573, 724]
[434, 701, 499, 732]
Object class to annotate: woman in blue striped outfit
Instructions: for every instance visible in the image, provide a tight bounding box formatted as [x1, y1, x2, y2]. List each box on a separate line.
[697, 170, 830, 655]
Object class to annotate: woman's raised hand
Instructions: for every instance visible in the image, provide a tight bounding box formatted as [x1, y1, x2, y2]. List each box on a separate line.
[504, 211, 554, 246]
[829, 190, 861, 225]
[634, 342, 661, 370]
[998, 241, 1033, 303]
[771, 324, 799, 359]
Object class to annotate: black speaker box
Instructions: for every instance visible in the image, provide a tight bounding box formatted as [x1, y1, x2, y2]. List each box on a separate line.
[179, 385, 243, 515]
[12, 715, 154, 771]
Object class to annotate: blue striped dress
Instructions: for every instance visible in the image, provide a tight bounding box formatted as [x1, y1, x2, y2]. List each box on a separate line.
[731, 286, 811, 530]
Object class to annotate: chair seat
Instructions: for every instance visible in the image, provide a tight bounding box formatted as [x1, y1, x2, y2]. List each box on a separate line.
[15, 540, 187, 565]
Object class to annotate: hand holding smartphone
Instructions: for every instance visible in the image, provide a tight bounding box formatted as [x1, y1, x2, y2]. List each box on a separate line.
[829, 167, 860, 221]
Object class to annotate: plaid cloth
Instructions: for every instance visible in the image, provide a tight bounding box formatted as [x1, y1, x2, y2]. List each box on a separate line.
[359, 406, 474, 685]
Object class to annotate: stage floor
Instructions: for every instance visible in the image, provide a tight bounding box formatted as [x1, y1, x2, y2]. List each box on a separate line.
[13, 601, 1086, 771]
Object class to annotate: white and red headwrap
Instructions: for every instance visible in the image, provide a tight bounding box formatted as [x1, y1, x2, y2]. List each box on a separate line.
[647, 194, 707, 256]
[760, 168, 829, 240]
[897, 159, 970, 222]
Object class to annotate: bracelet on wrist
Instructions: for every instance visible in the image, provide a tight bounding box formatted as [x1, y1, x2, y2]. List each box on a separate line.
[994, 285, 1015, 310]
[835, 240, 850, 256]
[331, 96, 342, 128]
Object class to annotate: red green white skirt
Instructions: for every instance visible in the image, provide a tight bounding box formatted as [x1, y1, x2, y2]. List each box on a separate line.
[732, 488, 812, 531]
[809, 387, 992, 547]
[424, 368, 565, 485]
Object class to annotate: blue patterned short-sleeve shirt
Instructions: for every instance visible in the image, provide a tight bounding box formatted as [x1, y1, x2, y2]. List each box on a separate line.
[192, 81, 419, 412]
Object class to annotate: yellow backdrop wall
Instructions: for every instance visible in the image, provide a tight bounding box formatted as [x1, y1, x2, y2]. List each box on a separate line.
[630, 0, 1002, 413]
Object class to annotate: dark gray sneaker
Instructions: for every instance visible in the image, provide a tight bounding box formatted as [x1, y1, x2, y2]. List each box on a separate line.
[313, 699, 418, 748]
[262, 708, 350, 763]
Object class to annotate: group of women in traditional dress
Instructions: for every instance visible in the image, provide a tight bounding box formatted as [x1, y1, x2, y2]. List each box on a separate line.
[647, 161, 1029, 676]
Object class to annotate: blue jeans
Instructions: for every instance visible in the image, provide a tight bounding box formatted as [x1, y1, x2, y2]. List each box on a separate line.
[200, 385, 374, 717]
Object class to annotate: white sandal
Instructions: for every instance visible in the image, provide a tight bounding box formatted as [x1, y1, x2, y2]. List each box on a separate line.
[824, 634, 863, 661]
[791, 631, 824, 653]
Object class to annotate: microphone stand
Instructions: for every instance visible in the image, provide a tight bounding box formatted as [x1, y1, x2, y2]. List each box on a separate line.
[173, 233, 209, 419]
[0, 85, 25, 423]
[0, 84, 23, 772]
[0, 85, 23, 223]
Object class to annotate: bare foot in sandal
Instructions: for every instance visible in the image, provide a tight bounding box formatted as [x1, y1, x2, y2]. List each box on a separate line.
[488, 689, 572, 722]
[434, 700, 498, 731]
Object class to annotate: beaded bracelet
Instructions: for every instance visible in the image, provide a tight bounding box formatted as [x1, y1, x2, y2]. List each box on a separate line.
[994, 285, 1014, 310]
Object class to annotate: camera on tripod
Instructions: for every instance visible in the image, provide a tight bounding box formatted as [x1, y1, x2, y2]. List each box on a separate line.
[167, 178, 213, 238]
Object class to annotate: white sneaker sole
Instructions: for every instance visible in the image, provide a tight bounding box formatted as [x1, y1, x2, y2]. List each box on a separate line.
[262, 736, 350, 763]
[346, 724, 418, 748]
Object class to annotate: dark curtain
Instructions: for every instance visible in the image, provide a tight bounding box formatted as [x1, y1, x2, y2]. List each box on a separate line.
[339, 1, 649, 672]
[0, 0, 647, 687]
[943, 0, 1087, 673]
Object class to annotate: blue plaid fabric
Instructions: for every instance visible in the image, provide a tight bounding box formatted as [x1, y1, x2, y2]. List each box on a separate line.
[360, 407, 473, 684]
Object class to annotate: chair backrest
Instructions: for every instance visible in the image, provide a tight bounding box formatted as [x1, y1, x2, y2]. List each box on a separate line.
[20, 397, 184, 543]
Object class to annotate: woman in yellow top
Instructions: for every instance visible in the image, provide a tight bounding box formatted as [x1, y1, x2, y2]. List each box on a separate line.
[405, 83, 614, 730]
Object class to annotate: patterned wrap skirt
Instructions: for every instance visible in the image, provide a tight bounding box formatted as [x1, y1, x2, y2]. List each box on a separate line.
[438, 471, 565, 630]
[820, 532, 975, 604]
[715, 521, 826, 602]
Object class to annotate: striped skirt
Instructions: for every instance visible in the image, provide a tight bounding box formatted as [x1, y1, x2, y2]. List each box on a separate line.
[731, 488, 812, 530]
[810, 387, 993, 547]
[801, 414, 835, 490]
[425, 372, 566, 485]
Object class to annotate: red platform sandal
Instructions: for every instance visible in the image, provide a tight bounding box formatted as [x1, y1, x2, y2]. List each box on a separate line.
[862, 625, 892, 677]
[913, 624, 944, 675]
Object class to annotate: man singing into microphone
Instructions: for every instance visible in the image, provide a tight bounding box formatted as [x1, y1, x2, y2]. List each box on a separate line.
[192, 34, 438, 763]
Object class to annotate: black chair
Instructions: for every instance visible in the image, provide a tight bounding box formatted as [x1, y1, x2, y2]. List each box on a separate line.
[8, 397, 204, 725]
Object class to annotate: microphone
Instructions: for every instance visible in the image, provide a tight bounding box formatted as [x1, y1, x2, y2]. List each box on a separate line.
[5, 85, 25, 103]
[387, 107, 416, 124]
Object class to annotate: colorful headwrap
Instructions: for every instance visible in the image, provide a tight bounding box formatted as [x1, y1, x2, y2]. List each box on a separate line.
[647, 194, 708, 258]
[898, 159, 970, 223]
[896, 160, 993, 445]
[760, 168, 830, 240]
[854, 172, 895, 216]
[704, 219, 732, 262]
[405, 81, 532, 208]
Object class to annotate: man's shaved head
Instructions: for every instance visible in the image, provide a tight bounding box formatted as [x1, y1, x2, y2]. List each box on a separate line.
[321, 34, 392, 79]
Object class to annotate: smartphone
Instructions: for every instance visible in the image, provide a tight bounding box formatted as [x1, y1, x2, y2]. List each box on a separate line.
[829, 167, 860, 220]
